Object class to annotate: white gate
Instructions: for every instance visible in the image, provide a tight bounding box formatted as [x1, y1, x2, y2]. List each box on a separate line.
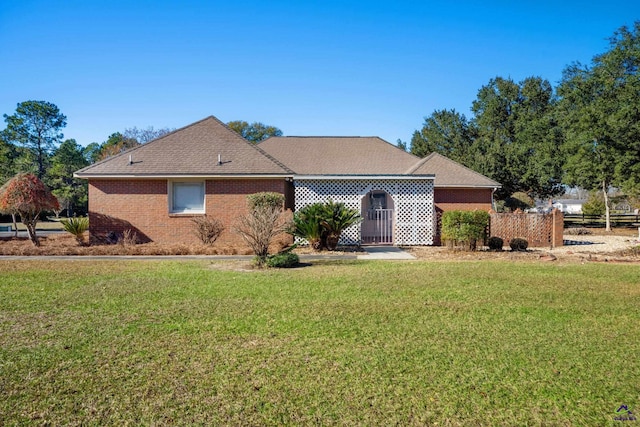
[362, 209, 394, 244]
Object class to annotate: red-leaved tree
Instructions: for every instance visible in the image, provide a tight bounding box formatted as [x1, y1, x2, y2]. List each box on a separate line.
[0, 173, 59, 246]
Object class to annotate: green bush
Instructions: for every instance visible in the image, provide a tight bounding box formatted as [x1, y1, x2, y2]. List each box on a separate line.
[265, 252, 300, 268]
[247, 192, 285, 211]
[441, 210, 490, 251]
[290, 203, 326, 250]
[487, 236, 504, 251]
[509, 238, 529, 251]
[60, 216, 89, 244]
[290, 200, 360, 251]
[320, 200, 361, 250]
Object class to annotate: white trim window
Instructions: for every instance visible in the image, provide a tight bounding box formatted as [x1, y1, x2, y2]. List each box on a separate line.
[170, 181, 205, 214]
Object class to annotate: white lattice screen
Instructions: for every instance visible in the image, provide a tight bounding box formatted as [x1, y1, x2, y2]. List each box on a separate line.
[294, 178, 435, 245]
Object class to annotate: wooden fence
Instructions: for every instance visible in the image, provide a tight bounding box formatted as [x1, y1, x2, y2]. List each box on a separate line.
[490, 209, 564, 248]
[564, 213, 640, 228]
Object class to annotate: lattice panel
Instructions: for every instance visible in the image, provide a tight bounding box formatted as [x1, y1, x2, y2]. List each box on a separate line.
[294, 178, 435, 245]
[490, 210, 564, 248]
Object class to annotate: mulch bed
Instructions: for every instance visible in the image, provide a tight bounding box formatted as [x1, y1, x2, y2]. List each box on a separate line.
[1, 230, 638, 263]
[0, 234, 254, 256]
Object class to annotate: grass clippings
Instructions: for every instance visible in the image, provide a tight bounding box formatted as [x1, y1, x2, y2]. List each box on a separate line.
[1, 259, 639, 425]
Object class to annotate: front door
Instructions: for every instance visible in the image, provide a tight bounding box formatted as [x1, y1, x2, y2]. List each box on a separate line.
[361, 191, 394, 245]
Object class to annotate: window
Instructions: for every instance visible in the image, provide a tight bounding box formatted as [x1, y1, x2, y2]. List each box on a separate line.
[170, 181, 205, 213]
[370, 192, 387, 210]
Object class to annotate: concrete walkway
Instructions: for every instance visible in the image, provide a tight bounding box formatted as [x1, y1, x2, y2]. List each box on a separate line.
[358, 246, 416, 260]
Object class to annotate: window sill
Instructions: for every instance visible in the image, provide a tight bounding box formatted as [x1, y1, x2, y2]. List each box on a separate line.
[169, 212, 206, 217]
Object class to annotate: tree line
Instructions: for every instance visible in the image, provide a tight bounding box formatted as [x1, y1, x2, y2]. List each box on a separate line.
[2, 22, 638, 227]
[407, 22, 640, 226]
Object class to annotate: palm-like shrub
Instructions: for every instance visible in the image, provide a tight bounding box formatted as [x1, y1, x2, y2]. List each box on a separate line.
[320, 200, 361, 250]
[290, 203, 326, 250]
[60, 216, 89, 244]
[291, 201, 361, 251]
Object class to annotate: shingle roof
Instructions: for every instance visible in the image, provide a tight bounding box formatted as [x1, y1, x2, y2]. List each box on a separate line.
[74, 116, 500, 188]
[75, 116, 293, 177]
[406, 152, 501, 187]
[258, 136, 420, 175]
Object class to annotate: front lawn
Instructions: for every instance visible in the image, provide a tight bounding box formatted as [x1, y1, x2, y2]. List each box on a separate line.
[1, 260, 638, 425]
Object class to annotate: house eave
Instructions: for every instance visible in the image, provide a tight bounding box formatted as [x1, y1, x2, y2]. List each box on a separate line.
[293, 174, 435, 181]
[74, 173, 293, 180]
[435, 184, 502, 189]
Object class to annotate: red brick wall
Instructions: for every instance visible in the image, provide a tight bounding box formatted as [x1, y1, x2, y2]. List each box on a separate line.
[434, 188, 494, 212]
[88, 178, 290, 245]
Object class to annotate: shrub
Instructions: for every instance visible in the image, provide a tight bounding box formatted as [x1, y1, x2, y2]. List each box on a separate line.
[509, 238, 529, 251]
[564, 227, 592, 236]
[265, 252, 300, 268]
[191, 215, 224, 245]
[247, 192, 284, 210]
[235, 193, 290, 265]
[441, 210, 490, 251]
[320, 200, 361, 250]
[290, 200, 361, 251]
[290, 203, 327, 250]
[60, 217, 89, 244]
[487, 236, 504, 251]
[119, 229, 138, 246]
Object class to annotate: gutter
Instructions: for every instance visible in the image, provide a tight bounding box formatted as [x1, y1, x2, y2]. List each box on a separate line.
[74, 173, 294, 180]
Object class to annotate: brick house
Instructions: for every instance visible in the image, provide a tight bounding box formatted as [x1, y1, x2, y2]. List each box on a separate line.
[75, 116, 500, 246]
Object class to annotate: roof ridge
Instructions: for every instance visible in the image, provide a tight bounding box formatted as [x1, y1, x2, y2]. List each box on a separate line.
[407, 152, 501, 186]
[252, 144, 295, 174]
[75, 116, 220, 174]
[404, 152, 435, 174]
[211, 117, 294, 174]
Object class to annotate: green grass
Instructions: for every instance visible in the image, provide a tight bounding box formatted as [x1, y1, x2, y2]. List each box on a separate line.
[0, 220, 64, 231]
[1, 260, 639, 425]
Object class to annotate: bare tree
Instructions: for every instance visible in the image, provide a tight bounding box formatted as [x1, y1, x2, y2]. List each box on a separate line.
[235, 204, 290, 264]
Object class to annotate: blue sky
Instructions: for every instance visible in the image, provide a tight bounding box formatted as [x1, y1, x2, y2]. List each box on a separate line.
[1, 1, 638, 147]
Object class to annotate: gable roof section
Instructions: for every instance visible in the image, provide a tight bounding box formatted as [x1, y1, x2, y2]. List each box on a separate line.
[75, 116, 293, 178]
[258, 136, 420, 175]
[407, 152, 501, 188]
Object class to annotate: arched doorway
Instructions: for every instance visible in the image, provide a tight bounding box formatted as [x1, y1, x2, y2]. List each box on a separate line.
[361, 190, 394, 244]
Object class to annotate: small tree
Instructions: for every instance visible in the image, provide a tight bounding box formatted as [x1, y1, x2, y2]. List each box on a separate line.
[235, 192, 290, 265]
[582, 191, 606, 216]
[0, 173, 59, 246]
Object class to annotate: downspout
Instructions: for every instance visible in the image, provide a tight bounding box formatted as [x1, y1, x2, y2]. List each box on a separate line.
[491, 187, 498, 211]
